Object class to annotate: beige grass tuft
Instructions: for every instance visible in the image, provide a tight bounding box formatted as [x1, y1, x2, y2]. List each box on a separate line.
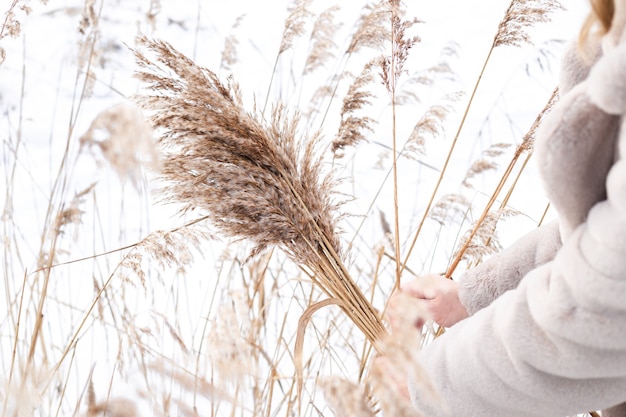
[86, 381, 139, 417]
[429, 193, 471, 226]
[220, 14, 244, 72]
[1, 365, 49, 417]
[80, 103, 158, 189]
[320, 377, 375, 417]
[347, 2, 391, 55]
[452, 207, 520, 266]
[462, 143, 512, 189]
[279, 0, 313, 55]
[380, 12, 421, 94]
[206, 290, 255, 383]
[404, 92, 463, 159]
[494, 0, 564, 48]
[133, 36, 387, 348]
[303, 6, 341, 75]
[332, 61, 377, 155]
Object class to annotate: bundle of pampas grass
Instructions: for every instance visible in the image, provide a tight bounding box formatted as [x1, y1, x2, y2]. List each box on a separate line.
[132, 36, 389, 350]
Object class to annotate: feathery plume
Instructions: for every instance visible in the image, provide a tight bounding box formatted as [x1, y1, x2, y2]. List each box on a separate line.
[279, 0, 313, 55]
[304, 6, 340, 75]
[86, 381, 138, 417]
[1, 366, 49, 417]
[146, 0, 161, 31]
[117, 223, 208, 289]
[304, 83, 334, 118]
[85, 399, 139, 417]
[206, 291, 254, 383]
[80, 103, 158, 189]
[320, 377, 375, 417]
[429, 193, 471, 226]
[494, 0, 564, 48]
[404, 92, 462, 159]
[78, 0, 97, 35]
[394, 42, 460, 105]
[445, 89, 559, 276]
[220, 14, 244, 72]
[368, 359, 424, 417]
[519, 87, 559, 152]
[1, 0, 36, 66]
[133, 36, 387, 348]
[453, 207, 520, 265]
[1, 2, 24, 40]
[347, 2, 390, 55]
[53, 183, 96, 238]
[380, 6, 421, 93]
[332, 61, 377, 156]
[462, 143, 511, 189]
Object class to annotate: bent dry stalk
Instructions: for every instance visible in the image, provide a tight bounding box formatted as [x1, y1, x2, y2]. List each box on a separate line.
[132, 36, 388, 351]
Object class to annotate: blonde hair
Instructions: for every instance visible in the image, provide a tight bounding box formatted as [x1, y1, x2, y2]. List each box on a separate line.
[579, 0, 615, 45]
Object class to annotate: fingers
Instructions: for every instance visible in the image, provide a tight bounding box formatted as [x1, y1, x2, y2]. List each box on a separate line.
[389, 274, 468, 328]
[400, 274, 444, 300]
[386, 290, 429, 335]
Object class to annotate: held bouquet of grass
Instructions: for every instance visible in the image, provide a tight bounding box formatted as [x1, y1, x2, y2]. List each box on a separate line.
[133, 36, 388, 350]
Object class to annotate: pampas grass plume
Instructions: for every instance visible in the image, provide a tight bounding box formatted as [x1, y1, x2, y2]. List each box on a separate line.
[133, 36, 387, 348]
[494, 0, 564, 47]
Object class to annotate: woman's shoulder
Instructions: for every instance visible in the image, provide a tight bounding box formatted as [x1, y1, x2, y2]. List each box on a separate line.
[587, 39, 626, 116]
[558, 39, 602, 95]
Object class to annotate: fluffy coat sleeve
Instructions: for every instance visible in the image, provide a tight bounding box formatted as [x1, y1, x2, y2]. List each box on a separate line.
[458, 220, 561, 315]
[411, 36, 626, 417]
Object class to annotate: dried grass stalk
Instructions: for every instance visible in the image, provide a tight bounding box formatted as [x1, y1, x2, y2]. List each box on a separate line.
[320, 377, 375, 417]
[279, 0, 313, 55]
[332, 61, 376, 156]
[404, 92, 462, 159]
[368, 291, 441, 417]
[347, 2, 391, 55]
[462, 143, 511, 189]
[220, 14, 244, 72]
[452, 207, 520, 266]
[380, 9, 421, 94]
[304, 6, 340, 75]
[399, 0, 561, 272]
[86, 381, 139, 417]
[132, 36, 387, 348]
[429, 193, 471, 226]
[206, 291, 255, 383]
[494, 0, 564, 47]
[445, 88, 559, 276]
[80, 102, 158, 189]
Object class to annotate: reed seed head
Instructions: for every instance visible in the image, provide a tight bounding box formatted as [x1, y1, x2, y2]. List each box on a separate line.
[494, 0, 564, 48]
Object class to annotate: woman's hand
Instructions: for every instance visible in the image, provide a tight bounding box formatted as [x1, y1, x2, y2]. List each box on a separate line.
[395, 274, 469, 328]
[379, 274, 467, 407]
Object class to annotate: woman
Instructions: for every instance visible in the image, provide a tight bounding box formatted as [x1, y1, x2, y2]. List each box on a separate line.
[390, 0, 626, 415]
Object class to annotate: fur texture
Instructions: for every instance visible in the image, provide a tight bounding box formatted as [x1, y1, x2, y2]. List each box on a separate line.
[458, 220, 561, 315]
[414, 21, 626, 417]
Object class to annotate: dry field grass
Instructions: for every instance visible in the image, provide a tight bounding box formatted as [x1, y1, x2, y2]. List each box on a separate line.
[0, 0, 593, 416]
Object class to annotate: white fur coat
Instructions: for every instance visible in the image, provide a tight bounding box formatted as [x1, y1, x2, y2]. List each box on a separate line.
[412, 14, 626, 417]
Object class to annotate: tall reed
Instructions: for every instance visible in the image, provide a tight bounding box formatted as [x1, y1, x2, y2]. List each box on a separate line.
[133, 36, 388, 349]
